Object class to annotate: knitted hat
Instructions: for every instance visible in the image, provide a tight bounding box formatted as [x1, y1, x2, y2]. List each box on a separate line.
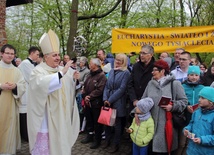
[154, 59, 170, 72]
[188, 66, 200, 75]
[199, 87, 214, 102]
[137, 97, 154, 113]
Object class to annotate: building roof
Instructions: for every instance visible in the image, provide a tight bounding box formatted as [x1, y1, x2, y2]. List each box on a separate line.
[6, 0, 33, 7]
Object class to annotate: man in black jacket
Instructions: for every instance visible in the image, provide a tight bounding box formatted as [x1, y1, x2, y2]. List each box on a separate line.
[128, 44, 155, 107]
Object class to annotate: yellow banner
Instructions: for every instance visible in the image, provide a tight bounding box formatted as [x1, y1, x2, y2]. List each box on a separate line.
[111, 25, 214, 53]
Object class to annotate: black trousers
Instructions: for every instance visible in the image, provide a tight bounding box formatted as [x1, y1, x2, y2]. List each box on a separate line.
[84, 106, 103, 142]
[20, 113, 28, 142]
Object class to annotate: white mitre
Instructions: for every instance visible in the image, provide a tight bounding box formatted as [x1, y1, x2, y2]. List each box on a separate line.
[39, 29, 60, 55]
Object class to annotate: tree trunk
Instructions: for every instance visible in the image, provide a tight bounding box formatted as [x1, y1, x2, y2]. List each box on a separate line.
[67, 0, 78, 58]
[0, 0, 7, 48]
[179, 0, 184, 26]
[67, 0, 122, 58]
[30, 2, 34, 47]
[172, 0, 176, 27]
[121, 0, 127, 28]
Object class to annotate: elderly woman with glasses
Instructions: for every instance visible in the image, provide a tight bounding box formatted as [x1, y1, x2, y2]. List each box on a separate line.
[141, 59, 188, 155]
[102, 53, 131, 153]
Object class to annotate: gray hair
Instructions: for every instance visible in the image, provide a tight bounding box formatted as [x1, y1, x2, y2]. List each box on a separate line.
[176, 48, 185, 52]
[79, 56, 88, 64]
[141, 44, 154, 54]
[15, 58, 22, 62]
[90, 58, 101, 67]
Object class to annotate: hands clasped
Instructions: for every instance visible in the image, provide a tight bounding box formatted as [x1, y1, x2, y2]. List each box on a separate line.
[0, 82, 16, 90]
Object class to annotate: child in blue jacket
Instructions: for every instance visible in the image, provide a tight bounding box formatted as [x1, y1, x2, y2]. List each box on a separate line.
[182, 66, 204, 124]
[126, 97, 154, 155]
[183, 87, 214, 155]
[177, 66, 204, 155]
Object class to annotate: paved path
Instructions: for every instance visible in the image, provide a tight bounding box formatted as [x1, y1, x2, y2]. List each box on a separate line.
[17, 132, 132, 155]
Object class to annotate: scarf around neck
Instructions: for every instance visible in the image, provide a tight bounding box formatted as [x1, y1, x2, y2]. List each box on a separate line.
[138, 112, 151, 121]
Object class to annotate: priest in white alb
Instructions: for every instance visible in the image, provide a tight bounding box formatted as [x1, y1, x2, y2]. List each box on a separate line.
[0, 44, 26, 155]
[27, 29, 80, 155]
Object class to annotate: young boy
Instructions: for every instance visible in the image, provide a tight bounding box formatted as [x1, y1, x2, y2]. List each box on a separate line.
[126, 97, 154, 155]
[183, 87, 214, 155]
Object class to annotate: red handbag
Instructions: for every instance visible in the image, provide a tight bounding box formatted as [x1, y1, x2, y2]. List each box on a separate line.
[98, 106, 117, 126]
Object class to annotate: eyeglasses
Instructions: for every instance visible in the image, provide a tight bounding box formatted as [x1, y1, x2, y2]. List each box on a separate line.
[4, 52, 15, 56]
[152, 68, 159, 72]
[179, 58, 188, 61]
[139, 51, 150, 55]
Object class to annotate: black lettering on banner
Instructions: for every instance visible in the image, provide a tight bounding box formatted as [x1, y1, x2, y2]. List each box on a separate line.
[167, 40, 214, 47]
[156, 42, 163, 46]
[198, 33, 204, 38]
[131, 41, 163, 47]
[211, 31, 214, 37]
[196, 40, 202, 45]
[131, 42, 141, 46]
[117, 35, 123, 39]
[170, 32, 205, 39]
[166, 41, 181, 46]
[118, 34, 165, 40]
[183, 41, 190, 46]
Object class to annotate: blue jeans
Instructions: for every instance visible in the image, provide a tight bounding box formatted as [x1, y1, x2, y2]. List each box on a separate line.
[133, 143, 148, 155]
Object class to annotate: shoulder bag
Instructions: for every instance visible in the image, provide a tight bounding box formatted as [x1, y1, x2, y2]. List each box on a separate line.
[171, 80, 187, 128]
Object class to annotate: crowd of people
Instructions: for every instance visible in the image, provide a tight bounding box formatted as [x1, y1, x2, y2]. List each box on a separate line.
[0, 29, 214, 155]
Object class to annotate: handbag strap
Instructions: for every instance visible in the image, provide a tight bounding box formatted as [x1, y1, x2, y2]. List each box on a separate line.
[102, 106, 110, 111]
[171, 80, 174, 100]
[171, 80, 186, 114]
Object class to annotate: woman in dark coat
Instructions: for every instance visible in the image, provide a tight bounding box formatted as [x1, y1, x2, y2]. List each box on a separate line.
[102, 53, 130, 153]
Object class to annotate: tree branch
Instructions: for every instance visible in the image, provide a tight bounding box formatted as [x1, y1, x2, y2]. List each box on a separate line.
[78, 0, 122, 20]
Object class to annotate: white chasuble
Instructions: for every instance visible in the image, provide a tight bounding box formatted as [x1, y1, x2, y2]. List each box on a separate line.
[27, 62, 80, 155]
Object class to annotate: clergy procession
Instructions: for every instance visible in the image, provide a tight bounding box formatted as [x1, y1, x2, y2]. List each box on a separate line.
[0, 29, 214, 155]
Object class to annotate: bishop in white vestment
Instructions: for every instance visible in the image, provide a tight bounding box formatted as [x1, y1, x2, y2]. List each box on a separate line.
[27, 30, 80, 155]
